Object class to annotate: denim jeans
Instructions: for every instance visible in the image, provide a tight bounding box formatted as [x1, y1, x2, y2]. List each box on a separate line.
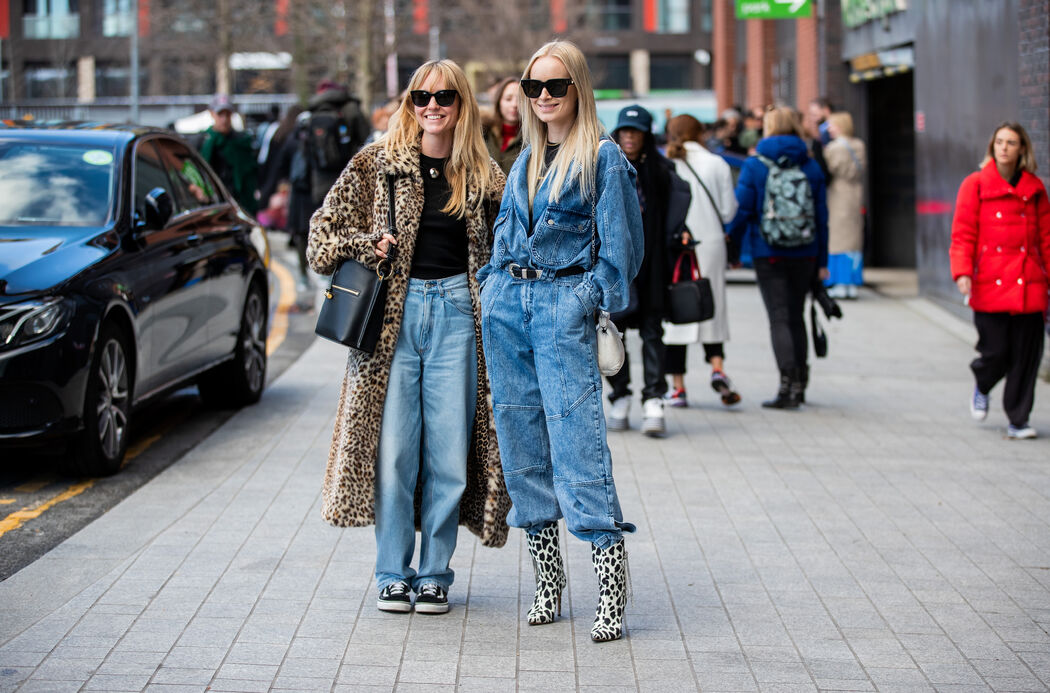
[754, 257, 815, 371]
[480, 270, 635, 549]
[375, 273, 477, 592]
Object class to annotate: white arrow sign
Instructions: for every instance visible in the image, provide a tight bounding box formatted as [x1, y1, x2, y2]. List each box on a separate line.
[774, 0, 807, 12]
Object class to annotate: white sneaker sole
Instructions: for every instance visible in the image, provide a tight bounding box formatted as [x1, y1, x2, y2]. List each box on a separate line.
[641, 419, 665, 437]
[377, 599, 412, 613]
[970, 406, 988, 422]
[607, 418, 629, 431]
[414, 601, 450, 614]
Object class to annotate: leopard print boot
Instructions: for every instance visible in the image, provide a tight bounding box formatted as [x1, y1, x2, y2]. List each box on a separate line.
[525, 523, 567, 625]
[590, 539, 627, 642]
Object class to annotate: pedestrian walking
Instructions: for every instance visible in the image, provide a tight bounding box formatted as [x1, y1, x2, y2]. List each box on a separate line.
[727, 106, 829, 409]
[477, 40, 644, 642]
[307, 59, 510, 614]
[199, 94, 259, 214]
[950, 121, 1050, 439]
[823, 111, 867, 299]
[663, 114, 741, 408]
[484, 76, 523, 174]
[604, 104, 691, 435]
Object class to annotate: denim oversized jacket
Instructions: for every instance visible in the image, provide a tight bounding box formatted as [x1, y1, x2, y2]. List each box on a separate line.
[477, 139, 645, 313]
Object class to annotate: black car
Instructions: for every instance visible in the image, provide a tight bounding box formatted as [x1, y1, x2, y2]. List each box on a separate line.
[0, 122, 270, 475]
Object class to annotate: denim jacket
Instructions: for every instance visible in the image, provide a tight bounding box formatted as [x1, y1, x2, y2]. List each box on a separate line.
[477, 139, 644, 313]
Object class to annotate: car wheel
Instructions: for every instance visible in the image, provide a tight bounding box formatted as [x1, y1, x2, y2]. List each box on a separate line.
[199, 282, 267, 408]
[68, 323, 132, 476]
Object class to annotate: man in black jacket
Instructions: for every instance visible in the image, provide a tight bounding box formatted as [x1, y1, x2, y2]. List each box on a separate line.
[606, 105, 692, 437]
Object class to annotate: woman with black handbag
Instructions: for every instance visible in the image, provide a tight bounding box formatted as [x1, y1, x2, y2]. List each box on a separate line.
[664, 114, 741, 408]
[307, 60, 509, 615]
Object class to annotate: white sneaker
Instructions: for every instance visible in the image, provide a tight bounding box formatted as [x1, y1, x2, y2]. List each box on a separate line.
[1006, 424, 1037, 439]
[607, 397, 630, 431]
[970, 387, 989, 421]
[641, 398, 665, 437]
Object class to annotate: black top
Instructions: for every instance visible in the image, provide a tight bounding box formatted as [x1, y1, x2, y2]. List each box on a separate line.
[410, 154, 469, 279]
[544, 141, 560, 168]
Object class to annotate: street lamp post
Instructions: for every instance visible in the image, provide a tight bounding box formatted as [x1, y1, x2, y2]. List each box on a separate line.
[384, 0, 397, 99]
[130, 0, 140, 123]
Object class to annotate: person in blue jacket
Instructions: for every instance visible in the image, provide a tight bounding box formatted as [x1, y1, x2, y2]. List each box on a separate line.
[477, 40, 644, 642]
[727, 106, 829, 408]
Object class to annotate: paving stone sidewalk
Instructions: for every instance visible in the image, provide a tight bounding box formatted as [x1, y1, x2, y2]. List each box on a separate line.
[1, 284, 1048, 692]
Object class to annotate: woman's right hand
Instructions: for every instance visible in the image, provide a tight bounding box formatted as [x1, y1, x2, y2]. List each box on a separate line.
[955, 275, 972, 296]
[375, 233, 397, 260]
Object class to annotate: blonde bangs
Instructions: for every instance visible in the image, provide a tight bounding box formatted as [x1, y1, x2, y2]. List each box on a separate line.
[520, 41, 605, 206]
[385, 60, 493, 217]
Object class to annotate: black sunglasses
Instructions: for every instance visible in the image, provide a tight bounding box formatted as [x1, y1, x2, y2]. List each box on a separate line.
[520, 78, 574, 99]
[410, 89, 458, 108]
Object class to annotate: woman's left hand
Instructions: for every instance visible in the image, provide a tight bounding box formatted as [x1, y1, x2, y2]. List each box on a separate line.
[818, 267, 830, 281]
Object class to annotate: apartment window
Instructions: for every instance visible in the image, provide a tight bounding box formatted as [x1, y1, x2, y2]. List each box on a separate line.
[583, 0, 632, 31]
[102, 0, 133, 36]
[700, 0, 712, 32]
[24, 63, 75, 98]
[23, 0, 80, 39]
[650, 54, 692, 90]
[656, 0, 689, 33]
[590, 54, 630, 90]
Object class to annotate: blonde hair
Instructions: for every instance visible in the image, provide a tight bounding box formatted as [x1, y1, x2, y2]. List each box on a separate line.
[980, 121, 1037, 174]
[827, 111, 854, 138]
[385, 60, 493, 217]
[665, 114, 704, 160]
[519, 41, 605, 204]
[762, 106, 805, 138]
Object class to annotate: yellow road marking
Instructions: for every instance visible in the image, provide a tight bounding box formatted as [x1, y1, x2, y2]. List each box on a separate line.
[268, 259, 296, 357]
[0, 499, 15, 505]
[14, 477, 54, 494]
[0, 480, 94, 538]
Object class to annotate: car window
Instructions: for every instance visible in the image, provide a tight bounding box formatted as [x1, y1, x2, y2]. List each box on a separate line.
[133, 141, 176, 222]
[0, 142, 115, 226]
[153, 138, 220, 211]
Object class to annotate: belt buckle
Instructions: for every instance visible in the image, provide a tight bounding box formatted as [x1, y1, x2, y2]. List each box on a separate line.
[509, 263, 541, 280]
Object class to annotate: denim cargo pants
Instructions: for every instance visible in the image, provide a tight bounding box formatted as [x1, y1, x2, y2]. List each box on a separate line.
[480, 269, 635, 549]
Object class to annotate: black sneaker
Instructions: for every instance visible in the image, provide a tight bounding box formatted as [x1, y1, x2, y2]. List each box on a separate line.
[414, 583, 449, 614]
[377, 581, 412, 613]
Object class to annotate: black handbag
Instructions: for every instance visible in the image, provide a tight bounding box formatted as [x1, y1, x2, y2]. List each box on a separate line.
[314, 174, 397, 352]
[666, 250, 715, 324]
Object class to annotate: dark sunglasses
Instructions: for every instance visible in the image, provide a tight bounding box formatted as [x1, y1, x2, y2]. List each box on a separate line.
[520, 78, 574, 99]
[410, 89, 458, 108]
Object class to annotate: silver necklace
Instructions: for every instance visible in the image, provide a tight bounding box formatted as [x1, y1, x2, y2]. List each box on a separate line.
[428, 167, 440, 179]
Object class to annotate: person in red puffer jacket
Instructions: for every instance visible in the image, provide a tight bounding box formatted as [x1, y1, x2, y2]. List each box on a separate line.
[950, 121, 1050, 439]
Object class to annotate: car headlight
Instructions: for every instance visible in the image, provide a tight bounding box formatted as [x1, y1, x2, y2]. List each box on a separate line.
[0, 297, 74, 350]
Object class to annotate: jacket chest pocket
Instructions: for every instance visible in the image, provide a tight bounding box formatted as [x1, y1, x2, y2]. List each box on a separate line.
[530, 205, 593, 266]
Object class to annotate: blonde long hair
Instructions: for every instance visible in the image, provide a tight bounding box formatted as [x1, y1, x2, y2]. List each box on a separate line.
[519, 41, 605, 205]
[384, 60, 492, 217]
[979, 121, 1037, 174]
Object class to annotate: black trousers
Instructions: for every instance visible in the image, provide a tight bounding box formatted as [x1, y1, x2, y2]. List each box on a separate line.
[972, 310, 1046, 427]
[665, 343, 725, 375]
[754, 257, 816, 372]
[607, 311, 667, 402]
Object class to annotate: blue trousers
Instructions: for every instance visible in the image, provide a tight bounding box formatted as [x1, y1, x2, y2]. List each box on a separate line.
[374, 274, 477, 591]
[480, 270, 634, 549]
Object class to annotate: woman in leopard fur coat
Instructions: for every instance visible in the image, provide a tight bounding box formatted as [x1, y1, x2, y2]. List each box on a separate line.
[307, 60, 510, 615]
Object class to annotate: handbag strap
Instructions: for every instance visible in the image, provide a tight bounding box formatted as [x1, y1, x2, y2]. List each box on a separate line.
[681, 158, 724, 226]
[382, 173, 398, 269]
[671, 250, 701, 283]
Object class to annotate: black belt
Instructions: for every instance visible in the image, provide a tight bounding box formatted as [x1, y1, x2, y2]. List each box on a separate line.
[507, 263, 585, 280]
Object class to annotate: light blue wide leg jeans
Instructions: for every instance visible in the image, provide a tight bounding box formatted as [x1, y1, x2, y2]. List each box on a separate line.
[374, 273, 477, 592]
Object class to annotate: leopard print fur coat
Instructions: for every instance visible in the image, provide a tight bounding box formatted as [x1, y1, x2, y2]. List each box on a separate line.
[307, 139, 511, 548]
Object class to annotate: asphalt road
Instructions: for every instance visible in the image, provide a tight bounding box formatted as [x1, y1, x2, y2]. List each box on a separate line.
[0, 234, 321, 581]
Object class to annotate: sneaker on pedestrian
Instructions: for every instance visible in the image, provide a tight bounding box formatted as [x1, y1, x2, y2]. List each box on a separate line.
[710, 371, 741, 406]
[608, 397, 631, 431]
[1006, 424, 1037, 440]
[970, 386, 989, 421]
[377, 581, 412, 613]
[664, 388, 688, 408]
[414, 583, 449, 614]
[641, 398, 665, 437]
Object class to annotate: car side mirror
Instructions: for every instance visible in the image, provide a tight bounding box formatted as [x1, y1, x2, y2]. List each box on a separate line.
[144, 187, 174, 229]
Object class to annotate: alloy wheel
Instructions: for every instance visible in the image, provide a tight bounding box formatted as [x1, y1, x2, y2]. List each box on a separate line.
[95, 338, 129, 461]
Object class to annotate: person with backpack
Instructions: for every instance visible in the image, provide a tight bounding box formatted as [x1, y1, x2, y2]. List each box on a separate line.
[727, 106, 829, 409]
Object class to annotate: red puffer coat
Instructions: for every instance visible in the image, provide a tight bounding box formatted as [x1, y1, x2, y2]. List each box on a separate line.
[950, 161, 1050, 314]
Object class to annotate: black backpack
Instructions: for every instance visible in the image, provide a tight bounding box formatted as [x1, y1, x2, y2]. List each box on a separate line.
[307, 109, 355, 174]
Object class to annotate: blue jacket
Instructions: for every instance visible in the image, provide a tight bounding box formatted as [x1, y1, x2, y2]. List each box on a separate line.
[727, 134, 829, 266]
[478, 139, 645, 313]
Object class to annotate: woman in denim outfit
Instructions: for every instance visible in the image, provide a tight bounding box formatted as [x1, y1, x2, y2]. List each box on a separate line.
[477, 40, 644, 641]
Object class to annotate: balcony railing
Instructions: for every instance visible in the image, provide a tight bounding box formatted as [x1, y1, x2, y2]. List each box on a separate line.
[23, 14, 81, 39]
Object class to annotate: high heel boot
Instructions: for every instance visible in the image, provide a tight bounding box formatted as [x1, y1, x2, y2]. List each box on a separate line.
[526, 523, 566, 626]
[591, 539, 628, 642]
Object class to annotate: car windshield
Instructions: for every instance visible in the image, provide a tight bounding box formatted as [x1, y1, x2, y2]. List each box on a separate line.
[0, 142, 116, 226]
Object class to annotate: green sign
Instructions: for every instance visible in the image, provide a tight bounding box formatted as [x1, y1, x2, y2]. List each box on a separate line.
[735, 0, 813, 19]
[842, 0, 907, 28]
